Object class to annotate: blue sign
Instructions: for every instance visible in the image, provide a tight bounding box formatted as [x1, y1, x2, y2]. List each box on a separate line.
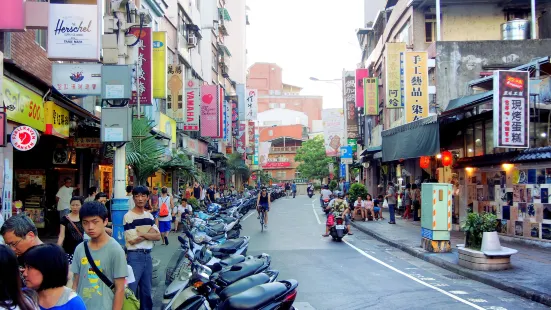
[340, 146, 353, 159]
[340, 163, 346, 178]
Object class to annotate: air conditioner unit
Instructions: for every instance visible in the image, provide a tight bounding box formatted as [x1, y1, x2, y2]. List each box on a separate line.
[187, 36, 197, 47]
[53, 148, 70, 165]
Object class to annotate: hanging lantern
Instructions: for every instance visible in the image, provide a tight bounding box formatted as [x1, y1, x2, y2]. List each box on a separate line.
[441, 151, 453, 167]
[419, 156, 430, 169]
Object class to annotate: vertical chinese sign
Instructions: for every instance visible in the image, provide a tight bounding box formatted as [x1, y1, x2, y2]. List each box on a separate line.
[167, 64, 184, 121]
[254, 124, 260, 165]
[223, 99, 232, 143]
[355, 69, 368, 109]
[231, 98, 239, 137]
[237, 121, 247, 154]
[247, 121, 255, 154]
[130, 27, 153, 105]
[322, 109, 345, 157]
[184, 79, 200, 131]
[245, 89, 258, 120]
[200, 85, 222, 137]
[404, 51, 429, 123]
[385, 42, 406, 108]
[364, 78, 379, 116]
[493, 70, 529, 148]
[152, 31, 167, 99]
[344, 71, 358, 139]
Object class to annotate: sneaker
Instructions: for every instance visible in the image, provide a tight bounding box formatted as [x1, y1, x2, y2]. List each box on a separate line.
[264, 224, 268, 229]
[164, 236, 169, 245]
[257, 215, 260, 219]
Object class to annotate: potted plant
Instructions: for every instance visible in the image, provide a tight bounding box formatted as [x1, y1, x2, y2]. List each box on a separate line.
[461, 212, 497, 250]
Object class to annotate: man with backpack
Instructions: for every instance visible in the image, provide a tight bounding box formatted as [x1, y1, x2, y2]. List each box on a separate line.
[157, 187, 173, 245]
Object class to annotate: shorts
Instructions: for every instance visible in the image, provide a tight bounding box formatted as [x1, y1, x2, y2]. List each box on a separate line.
[159, 221, 171, 233]
[151, 211, 159, 219]
[259, 203, 269, 212]
[373, 207, 381, 213]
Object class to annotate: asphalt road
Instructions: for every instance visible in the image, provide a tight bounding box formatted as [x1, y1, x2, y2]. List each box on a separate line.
[237, 194, 548, 310]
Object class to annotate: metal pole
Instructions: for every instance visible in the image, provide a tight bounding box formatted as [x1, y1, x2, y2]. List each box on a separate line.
[343, 69, 350, 183]
[113, 11, 127, 198]
[531, 0, 537, 39]
[436, 0, 441, 41]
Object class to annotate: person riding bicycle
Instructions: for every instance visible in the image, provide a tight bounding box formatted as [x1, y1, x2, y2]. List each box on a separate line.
[256, 187, 270, 229]
[323, 191, 352, 237]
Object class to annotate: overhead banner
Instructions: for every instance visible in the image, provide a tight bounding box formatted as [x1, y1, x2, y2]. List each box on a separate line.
[385, 42, 406, 108]
[184, 79, 200, 131]
[343, 71, 358, 139]
[355, 68, 368, 108]
[247, 121, 255, 154]
[200, 85, 222, 137]
[223, 99, 232, 143]
[130, 27, 153, 105]
[245, 89, 258, 120]
[44, 101, 69, 138]
[258, 142, 272, 166]
[47, 1, 101, 61]
[322, 109, 345, 157]
[0, 0, 25, 31]
[404, 51, 429, 123]
[3, 78, 46, 131]
[167, 64, 184, 121]
[254, 124, 260, 165]
[493, 70, 530, 148]
[152, 31, 167, 99]
[236, 121, 247, 154]
[52, 63, 102, 95]
[364, 78, 379, 115]
[231, 98, 239, 137]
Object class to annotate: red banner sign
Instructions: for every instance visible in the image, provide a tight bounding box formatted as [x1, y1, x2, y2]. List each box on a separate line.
[262, 162, 291, 169]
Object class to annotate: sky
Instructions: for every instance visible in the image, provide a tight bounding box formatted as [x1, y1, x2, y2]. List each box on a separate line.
[246, 0, 365, 109]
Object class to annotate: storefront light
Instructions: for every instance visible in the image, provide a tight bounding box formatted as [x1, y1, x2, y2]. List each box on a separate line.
[502, 163, 514, 170]
[436, 154, 442, 159]
[541, 132, 547, 138]
[465, 167, 474, 172]
[468, 148, 473, 153]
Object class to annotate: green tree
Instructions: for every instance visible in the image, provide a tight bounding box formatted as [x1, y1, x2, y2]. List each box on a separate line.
[348, 183, 368, 203]
[125, 118, 166, 185]
[294, 136, 333, 182]
[225, 153, 251, 184]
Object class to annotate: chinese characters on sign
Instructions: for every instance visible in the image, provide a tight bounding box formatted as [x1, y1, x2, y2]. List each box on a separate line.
[167, 64, 184, 121]
[404, 51, 429, 123]
[200, 85, 222, 137]
[130, 27, 152, 105]
[231, 99, 239, 137]
[184, 78, 200, 131]
[44, 101, 70, 138]
[355, 69, 368, 109]
[364, 78, 379, 116]
[245, 89, 258, 120]
[385, 42, 406, 109]
[236, 122, 247, 154]
[52, 63, 102, 95]
[247, 121, 255, 154]
[493, 70, 529, 148]
[152, 31, 167, 98]
[254, 124, 259, 165]
[343, 71, 358, 139]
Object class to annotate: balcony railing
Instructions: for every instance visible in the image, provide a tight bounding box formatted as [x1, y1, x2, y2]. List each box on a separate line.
[270, 146, 301, 153]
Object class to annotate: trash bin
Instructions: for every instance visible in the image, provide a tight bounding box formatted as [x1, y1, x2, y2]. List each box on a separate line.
[111, 198, 130, 246]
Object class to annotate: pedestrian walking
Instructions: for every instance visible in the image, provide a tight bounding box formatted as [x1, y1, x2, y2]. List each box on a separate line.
[1, 214, 43, 258]
[385, 182, 397, 224]
[57, 196, 85, 264]
[0, 244, 39, 310]
[291, 181, 297, 198]
[402, 184, 412, 220]
[72, 201, 128, 310]
[412, 184, 421, 221]
[157, 187, 173, 245]
[126, 185, 135, 210]
[56, 178, 78, 221]
[84, 186, 97, 203]
[124, 186, 161, 310]
[23, 244, 86, 310]
[148, 187, 160, 227]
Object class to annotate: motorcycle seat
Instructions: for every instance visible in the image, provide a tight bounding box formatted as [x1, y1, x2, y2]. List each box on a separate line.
[220, 282, 288, 310]
[218, 260, 264, 285]
[218, 273, 270, 301]
[208, 223, 226, 231]
[211, 238, 246, 254]
[208, 255, 245, 273]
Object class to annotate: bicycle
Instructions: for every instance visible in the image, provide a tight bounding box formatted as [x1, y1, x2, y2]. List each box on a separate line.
[259, 207, 266, 232]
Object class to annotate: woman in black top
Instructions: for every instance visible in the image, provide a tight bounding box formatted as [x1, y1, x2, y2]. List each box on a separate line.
[193, 182, 202, 200]
[56, 196, 84, 264]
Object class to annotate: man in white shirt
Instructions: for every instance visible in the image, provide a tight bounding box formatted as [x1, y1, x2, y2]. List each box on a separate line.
[320, 185, 332, 206]
[56, 177, 78, 220]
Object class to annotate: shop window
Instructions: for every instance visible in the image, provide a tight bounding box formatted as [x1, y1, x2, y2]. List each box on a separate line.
[465, 126, 474, 157]
[474, 122, 484, 156]
[485, 120, 494, 155]
[34, 30, 47, 49]
[425, 14, 436, 43]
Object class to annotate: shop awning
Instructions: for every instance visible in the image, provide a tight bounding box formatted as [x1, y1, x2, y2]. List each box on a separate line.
[219, 44, 232, 57]
[360, 146, 382, 156]
[444, 91, 492, 114]
[454, 151, 519, 168]
[218, 8, 232, 21]
[512, 147, 551, 163]
[381, 115, 440, 162]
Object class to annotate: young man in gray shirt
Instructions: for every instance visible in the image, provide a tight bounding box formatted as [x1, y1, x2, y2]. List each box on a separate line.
[385, 182, 397, 224]
[71, 201, 127, 310]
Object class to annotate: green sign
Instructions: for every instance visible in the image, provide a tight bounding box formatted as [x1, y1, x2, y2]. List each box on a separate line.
[347, 139, 357, 152]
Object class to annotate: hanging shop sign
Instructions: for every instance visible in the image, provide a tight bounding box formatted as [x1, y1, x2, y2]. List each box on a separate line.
[404, 51, 429, 123]
[72, 137, 102, 148]
[247, 121, 255, 154]
[223, 99, 232, 143]
[52, 63, 102, 95]
[254, 124, 259, 165]
[200, 85, 223, 137]
[0, 0, 25, 31]
[47, 1, 101, 61]
[322, 108, 345, 157]
[184, 79, 200, 130]
[385, 42, 406, 109]
[130, 27, 153, 105]
[347, 138, 357, 152]
[3, 78, 46, 131]
[152, 31, 167, 98]
[44, 101, 70, 138]
[166, 64, 184, 121]
[11, 126, 39, 151]
[262, 162, 291, 169]
[364, 78, 379, 116]
[355, 68, 368, 109]
[245, 89, 258, 120]
[231, 98, 239, 137]
[344, 71, 358, 139]
[236, 121, 247, 154]
[493, 70, 530, 148]
[0, 113, 6, 147]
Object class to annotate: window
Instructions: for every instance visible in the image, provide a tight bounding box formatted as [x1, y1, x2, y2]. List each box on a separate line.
[277, 171, 286, 180]
[425, 14, 437, 43]
[485, 120, 494, 155]
[465, 126, 474, 157]
[397, 22, 410, 45]
[34, 30, 47, 49]
[474, 122, 484, 156]
[180, 17, 188, 40]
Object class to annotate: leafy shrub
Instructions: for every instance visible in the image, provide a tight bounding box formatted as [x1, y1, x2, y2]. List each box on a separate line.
[348, 183, 368, 204]
[461, 212, 497, 250]
[329, 180, 338, 192]
[188, 197, 199, 209]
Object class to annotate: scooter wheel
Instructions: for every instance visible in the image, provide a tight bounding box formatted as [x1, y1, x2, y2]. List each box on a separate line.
[336, 237, 342, 242]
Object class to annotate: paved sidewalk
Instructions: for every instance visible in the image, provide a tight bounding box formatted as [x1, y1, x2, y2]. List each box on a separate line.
[350, 213, 551, 307]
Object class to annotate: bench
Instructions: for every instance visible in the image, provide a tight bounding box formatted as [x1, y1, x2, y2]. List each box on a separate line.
[457, 232, 518, 271]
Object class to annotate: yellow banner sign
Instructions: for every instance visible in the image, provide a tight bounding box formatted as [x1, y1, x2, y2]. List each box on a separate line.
[167, 64, 184, 121]
[2, 78, 46, 131]
[153, 31, 167, 98]
[364, 78, 379, 116]
[44, 101, 70, 138]
[385, 42, 406, 109]
[404, 51, 429, 123]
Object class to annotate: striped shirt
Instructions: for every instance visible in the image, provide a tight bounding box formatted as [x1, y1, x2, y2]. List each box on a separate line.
[123, 210, 159, 250]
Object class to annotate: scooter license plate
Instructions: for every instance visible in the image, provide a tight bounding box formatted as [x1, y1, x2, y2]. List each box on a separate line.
[335, 225, 345, 230]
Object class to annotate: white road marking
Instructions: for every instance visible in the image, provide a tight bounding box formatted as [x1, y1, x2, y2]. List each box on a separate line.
[241, 211, 255, 221]
[311, 201, 322, 225]
[467, 298, 488, 303]
[343, 240, 486, 310]
[450, 291, 469, 295]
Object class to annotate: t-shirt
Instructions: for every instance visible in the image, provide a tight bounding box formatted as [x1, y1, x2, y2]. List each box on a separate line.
[126, 194, 135, 210]
[291, 184, 296, 191]
[387, 186, 397, 204]
[321, 189, 332, 199]
[84, 196, 94, 203]
[56, 186, 74, 211]
[172, 206, 186, 218]
[207, 188, 215, 201]
[123, 210, 159, 250]
[71, 238, 128, 310]
[39, 287, 86, 310]
[158, 196, 172, 222]
[60, 216, 84, 255]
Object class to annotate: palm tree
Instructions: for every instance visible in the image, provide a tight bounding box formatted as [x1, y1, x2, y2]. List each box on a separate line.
[225, 153, 251, 186]
[125, 118, 166, 185]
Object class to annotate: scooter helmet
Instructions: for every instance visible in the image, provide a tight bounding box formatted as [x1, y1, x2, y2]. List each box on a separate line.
[337, 192, 345, 199]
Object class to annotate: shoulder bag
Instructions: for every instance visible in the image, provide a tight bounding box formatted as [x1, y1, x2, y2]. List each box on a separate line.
[65, 216, 83, 239]
[83, 241, 140, 310]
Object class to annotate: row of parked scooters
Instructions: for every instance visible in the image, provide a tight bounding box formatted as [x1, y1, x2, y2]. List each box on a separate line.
[163, 188, 298, 310]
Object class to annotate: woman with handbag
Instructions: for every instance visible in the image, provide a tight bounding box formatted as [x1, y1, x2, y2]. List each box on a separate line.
[412, 184, 421, 221]
[57, 196, 85, 264]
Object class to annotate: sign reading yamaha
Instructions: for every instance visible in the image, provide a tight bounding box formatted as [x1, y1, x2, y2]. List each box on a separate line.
[47, 0, 101, 61]
[11, 126, 40, 151]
